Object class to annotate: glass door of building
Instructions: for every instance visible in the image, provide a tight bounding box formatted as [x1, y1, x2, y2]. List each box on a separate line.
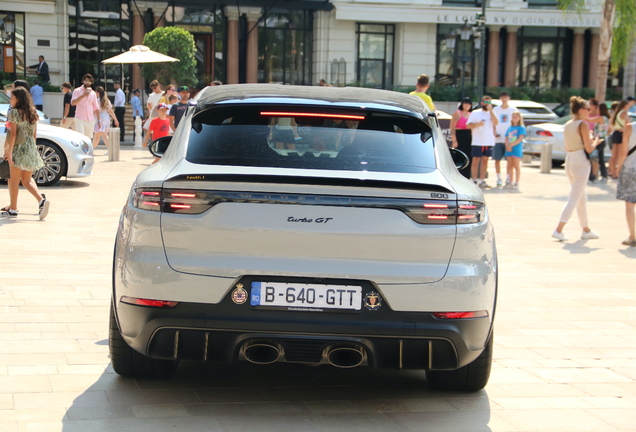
[194, 34, 214, 83]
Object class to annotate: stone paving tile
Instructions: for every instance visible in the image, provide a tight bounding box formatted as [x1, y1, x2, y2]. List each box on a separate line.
[1, 152, 636, 431]
[495, 408, 616, 430]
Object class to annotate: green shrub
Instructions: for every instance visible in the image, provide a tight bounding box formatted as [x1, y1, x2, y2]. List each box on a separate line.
[142, 27, 197, 88]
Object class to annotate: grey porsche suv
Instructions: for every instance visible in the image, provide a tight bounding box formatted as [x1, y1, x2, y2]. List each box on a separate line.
[110, 84, 497, 391]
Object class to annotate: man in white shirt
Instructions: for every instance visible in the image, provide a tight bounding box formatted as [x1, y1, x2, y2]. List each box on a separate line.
[492, 92, 515, 187]
[113, 82, 126, 142]
[467, 95, 498, 188]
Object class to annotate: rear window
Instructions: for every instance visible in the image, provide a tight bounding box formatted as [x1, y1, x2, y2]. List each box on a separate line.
[515, 106, 553, 115]
[186, 105, 436, 173]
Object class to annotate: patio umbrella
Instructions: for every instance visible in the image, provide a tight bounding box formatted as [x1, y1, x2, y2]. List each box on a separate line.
[102, 45, 180, 64]
[102, 45, 179, 146]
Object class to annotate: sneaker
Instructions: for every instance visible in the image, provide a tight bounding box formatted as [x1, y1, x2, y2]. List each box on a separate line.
[503, 182, 514, 189]
[1, 209, 18, 218]
[103, 151, 109, 156]
[621, 237, 636, 246]
[599, 177, 608, 183]
[496, 178, 503, 187]
[513, 183, 519, 190]
[479, 181, 491, 189]
[552, 230, 567, 241]
[39, 197, 50, 221]
[581, 230, 600, 240]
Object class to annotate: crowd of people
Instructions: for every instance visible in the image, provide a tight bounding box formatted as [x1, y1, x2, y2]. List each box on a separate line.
[55, 76, 222, 150]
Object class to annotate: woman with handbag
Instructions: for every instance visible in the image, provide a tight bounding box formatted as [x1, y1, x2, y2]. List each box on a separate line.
[1, 87, 50, 220]
[552, 96, 599, 241]
[617, 122, 636, 247]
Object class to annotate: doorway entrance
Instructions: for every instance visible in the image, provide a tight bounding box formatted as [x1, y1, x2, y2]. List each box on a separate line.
[194, 34, 215, 84]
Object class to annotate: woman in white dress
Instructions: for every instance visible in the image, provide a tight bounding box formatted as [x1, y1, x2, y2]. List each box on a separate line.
[617, 122, 636, 247]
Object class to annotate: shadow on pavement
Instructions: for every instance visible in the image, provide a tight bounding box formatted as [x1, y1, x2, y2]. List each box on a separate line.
[561, 240, 602, 254]
[61, 360, 495, 432]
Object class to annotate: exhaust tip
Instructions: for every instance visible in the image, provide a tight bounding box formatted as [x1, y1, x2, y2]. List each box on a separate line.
[243, 341, 282, 365]
[327, 345, 365, 368]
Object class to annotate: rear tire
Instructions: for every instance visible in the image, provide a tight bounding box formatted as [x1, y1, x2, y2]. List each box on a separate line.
[551, 160, 564, 168]
[426, 331, 493, 391]
[109, 305, 178, 378]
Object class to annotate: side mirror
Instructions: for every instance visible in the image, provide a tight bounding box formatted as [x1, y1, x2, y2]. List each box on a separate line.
[449, 147, 469, 170]
[148, 136, 172, 158]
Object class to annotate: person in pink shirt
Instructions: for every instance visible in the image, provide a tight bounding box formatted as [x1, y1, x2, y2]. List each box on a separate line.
[70, 74, 100, 138]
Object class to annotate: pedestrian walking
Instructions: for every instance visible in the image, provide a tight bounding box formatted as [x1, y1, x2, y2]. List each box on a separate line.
[504, 111, 526, 191]
[587, 99, 611, 182]
[1, 87, 50, 220]
[608, 100, 631, 179]
[552, 96, 600, 242]
[450, 97, 472, 179]
[466, 95, 498, 188]
[71, 74, 100, 139]
[617, 121, 636, 247]
[168, 86, 191, 132]
[130, 89, 143, 142]
[30, 80, 43, 111]
[3, 80, 30, 135]
[60, 82, 76, 130]
[27, 55, 50, 84]
[409, 74, 435, 111]
[92, 86, 119, 155]
[493, 92, 515, 187]
[113, 82, 126, 142]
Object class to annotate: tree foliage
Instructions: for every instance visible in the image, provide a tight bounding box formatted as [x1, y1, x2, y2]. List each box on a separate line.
[558, 0, 636, 74]
[142, 27, 197, 87]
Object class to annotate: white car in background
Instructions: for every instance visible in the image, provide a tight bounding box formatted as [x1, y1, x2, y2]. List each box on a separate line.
[0, 91, 50, 124]
[490, 100, 558, 126]
[522, 114, 623, 166]
[0, 111, 94, 185]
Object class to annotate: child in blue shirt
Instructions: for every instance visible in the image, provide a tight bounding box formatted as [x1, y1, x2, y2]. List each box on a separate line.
[504, 111, 526, 191]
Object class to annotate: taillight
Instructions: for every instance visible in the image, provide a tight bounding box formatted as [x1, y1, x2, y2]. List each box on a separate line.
[132, 188, 162, 211]
[536, 130, 553, 137]
[404, 201, 484, 225]
[132, 188, 211, 214]
[121, 296, 179, 308]
[432, 311, 488, 319]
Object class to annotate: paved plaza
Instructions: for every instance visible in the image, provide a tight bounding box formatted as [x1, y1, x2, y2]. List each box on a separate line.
[1, 147, 635, 432]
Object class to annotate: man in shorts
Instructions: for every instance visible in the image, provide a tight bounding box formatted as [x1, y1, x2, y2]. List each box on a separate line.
[493, 92, 515, 187]
[467, 96, 498, 188]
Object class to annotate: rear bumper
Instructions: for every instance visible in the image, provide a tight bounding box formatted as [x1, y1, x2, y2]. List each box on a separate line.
[114, 278, 493, 370]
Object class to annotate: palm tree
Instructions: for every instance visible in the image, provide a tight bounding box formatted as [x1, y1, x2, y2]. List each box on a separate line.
[558, 0, 636, 101]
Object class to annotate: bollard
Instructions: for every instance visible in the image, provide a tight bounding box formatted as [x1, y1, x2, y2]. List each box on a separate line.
[108, 127, 120, 162]
[540, 142, 552, 173]
[134, 116, 143, 147]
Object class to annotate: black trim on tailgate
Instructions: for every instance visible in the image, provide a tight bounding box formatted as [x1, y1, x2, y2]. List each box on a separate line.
[165, 174, 454, 194]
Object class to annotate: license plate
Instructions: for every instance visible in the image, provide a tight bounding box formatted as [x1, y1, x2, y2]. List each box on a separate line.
[251, 282, 362, 311]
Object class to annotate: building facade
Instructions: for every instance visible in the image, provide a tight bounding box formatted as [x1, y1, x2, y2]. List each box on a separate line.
[1, 0, 604, 105]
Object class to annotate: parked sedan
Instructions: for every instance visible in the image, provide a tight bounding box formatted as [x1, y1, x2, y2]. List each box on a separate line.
[523, 115, 615, 166]
[491, 99, 558, 126]
[0, 111, 94, 185]
[0, 91, 50, 124]
[111, 84, 497, 391]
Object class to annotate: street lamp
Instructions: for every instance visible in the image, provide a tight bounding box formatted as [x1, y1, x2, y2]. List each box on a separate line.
[445, 18, 478, 100]
[2, 14, 15, 35]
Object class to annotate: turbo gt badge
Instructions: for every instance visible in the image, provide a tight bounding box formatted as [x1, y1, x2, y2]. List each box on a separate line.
[364, 291, 382, 311]
[232, 284, 248, 304]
